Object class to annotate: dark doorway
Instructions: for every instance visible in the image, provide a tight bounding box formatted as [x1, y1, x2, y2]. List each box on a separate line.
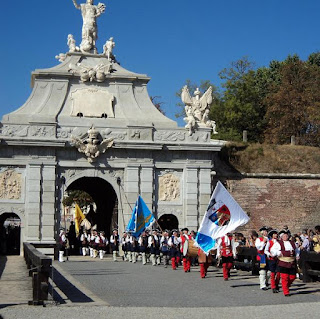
[157, 214, 179, 231]
[67, 177, 117, 239]
[0, 213, 21, 255]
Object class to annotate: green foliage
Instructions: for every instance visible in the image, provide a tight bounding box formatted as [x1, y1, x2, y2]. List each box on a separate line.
[62, 190, 94, 208]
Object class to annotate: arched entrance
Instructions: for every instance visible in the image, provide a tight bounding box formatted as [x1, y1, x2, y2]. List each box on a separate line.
[0, 213, 21, 255]
[157, 214, 179, 231]
[66, 177, 118, 239]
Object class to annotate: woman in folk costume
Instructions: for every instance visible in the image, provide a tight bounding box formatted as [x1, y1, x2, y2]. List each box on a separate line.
[264, 230, 280, 293]
[148, 230, 161, 266]
[121, 232, 129, 261]
[216, 233, 237, 281]
[270, 230, 299, 296]
[110, 229, 119, 262]
[255, 226, 270, 290]
[179, 228, 192, 272]
[98, 231, 108, 260]
[198, 249, 212, 278]
[58, 230, 67, 262]
[168, 230, 181, 270]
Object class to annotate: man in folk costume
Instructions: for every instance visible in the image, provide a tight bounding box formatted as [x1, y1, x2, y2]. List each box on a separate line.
[110, 229, 119, 262]
[58, 230, 67, 262]
[168, 230, 181, 270]
[270, 230, 299, 296]
[198, 248, 212, 278]
[91, 230, 99, 258]
[264, 229, 280, 293]
[98, 231, 108, 260]
[179, 228, 192, 273]
[160, 230, 170, 268]
[138, 231, 149, 265]
[121, 232, 129, 261]
[129, 233, 138, 263]
[216, 233, 237, 280]
[88, 230, 96, 258]
[148, 230, 161, 266]
[255, 226, 270, 290]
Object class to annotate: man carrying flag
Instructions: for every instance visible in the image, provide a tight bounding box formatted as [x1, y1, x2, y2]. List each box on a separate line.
[195, 181, 250, 255]
[74, 203, 86, 236]
[126, 196, 155, 238]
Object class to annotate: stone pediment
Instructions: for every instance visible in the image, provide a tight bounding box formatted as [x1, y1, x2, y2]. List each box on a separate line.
[70, 88, 114, 118]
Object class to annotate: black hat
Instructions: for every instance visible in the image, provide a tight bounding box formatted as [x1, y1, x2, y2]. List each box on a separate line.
[113, 228, 118, 232]
[181, 228, 189, 232]
[259, 226, 268, 232]
[268, 229, 278, 237]
[279, 230, 289, 237]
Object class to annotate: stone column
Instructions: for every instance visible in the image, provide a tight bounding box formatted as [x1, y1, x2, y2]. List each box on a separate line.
[184, 166, 199, 230]
[199, 168, 212, 223]
[26, 164, 42, 242]
[140, 165, 154, 212]
[123, 164, 140, 227]
[41, 164, 56, 243]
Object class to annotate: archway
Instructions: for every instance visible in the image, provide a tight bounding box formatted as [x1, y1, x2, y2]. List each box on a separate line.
[66, 177, 118, 239]
[0, 213, 21, 255]
[157, 214, 179, 231]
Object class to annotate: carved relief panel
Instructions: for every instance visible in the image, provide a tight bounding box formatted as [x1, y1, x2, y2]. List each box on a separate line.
[0, 169, 22, 200]
[158, 172, 181, 202]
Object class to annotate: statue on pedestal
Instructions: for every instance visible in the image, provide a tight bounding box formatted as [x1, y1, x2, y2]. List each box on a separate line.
[103, 37, 115, 61]
[72, 0, 106, 54]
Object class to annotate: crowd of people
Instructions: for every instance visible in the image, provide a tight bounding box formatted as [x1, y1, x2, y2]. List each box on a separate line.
[58, 224, 320, 297]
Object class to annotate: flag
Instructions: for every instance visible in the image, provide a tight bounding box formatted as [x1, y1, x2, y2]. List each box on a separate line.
[74, 203, 86, 236]
[126, 196, 155, 238]
[195, 181, 250, 254]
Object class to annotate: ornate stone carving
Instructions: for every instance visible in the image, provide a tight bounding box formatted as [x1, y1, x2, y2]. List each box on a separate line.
[69, 63, 113, 83]
[159, 173, 180, 201]
[72, 0, 106, 54]
[57, 127, 73, 139]
[30, 126, 55, 138]
[181, 86, 217, 135]
[0, 170, 22, 200]
[157, 206, 182, 217]
[154, 131, 185, 142]
[130, 130, 141, 139]
[70, 88, 114, 118]
[55, 53, 67, 62]
[1, 125, 29, 137]
[0, 206, 25, 216]
[71, 126, 113, 163]
[102, 128, 127, 141]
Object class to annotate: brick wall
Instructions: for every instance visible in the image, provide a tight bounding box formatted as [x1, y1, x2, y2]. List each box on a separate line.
[215, 177, 320, 236]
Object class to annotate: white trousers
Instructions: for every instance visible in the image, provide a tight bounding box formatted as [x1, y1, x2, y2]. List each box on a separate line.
[59, 251, 65, 262]
[259, 269, 271, 289]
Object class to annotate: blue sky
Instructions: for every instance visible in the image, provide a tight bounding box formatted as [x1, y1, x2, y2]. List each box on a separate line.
[0, 0, 319, 125]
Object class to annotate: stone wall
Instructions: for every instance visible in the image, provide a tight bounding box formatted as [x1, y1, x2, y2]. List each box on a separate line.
[215, 175, 320, 235]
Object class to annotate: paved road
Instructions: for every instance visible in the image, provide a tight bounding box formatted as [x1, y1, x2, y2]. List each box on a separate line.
[54, 256, 320, 307]
[1, 256, 320, 319]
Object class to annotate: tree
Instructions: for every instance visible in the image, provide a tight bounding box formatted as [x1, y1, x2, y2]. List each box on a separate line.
[150, 96, 165, 115]
[264, 58, 320, 145]
[62, 190, 94, 208]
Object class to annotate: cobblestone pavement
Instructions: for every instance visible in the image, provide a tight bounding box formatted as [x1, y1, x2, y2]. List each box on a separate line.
[1, 256, 320, 319]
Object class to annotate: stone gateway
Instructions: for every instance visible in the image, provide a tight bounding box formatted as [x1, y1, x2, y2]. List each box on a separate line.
[0, 2, 223, 254]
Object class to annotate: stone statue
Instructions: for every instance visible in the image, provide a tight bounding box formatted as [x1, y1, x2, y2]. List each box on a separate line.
[181, 86, 216, 134]
[202, 109, 218, 134]
[103, 37, 115, 61]
[67, 34, 79, 52]
[72, 0, 106, 54]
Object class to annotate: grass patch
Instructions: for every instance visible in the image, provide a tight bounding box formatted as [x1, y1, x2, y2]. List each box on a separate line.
[221, 143, 320, 174]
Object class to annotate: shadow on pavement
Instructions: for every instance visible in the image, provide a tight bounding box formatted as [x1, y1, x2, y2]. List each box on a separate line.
[0, 256, 7, 279]
[52, 267, 94, 303]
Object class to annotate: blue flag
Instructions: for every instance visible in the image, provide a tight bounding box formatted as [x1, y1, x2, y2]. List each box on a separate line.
[126, 196, 155, 238]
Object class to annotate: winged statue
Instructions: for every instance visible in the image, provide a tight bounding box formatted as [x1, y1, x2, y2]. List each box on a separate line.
[181, 86, 216, 135]
[71, 126, 114, 163]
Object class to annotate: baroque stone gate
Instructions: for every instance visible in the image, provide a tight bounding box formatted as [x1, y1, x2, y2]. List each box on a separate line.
[0, 2, 223, 253]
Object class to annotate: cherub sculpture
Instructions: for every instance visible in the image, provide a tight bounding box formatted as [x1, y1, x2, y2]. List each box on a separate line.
[71, 126, 114, 163]
[103, 37, 115, 61]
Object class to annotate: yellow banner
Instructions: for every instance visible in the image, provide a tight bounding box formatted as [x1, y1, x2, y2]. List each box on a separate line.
[74, 204, 85, 235]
